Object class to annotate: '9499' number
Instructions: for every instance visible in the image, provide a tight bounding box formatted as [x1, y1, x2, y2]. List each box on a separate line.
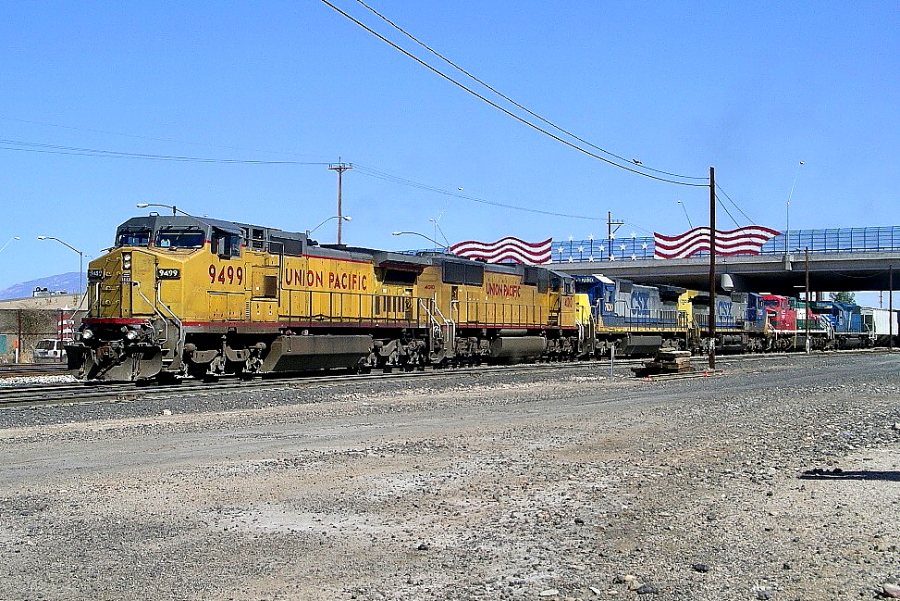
[209, 264, 244, 285]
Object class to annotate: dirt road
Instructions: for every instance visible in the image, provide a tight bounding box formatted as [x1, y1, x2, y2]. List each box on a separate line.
[2, 353, 899, 600]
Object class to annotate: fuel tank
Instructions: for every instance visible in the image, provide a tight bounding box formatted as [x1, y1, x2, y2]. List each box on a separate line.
[489, 336, 547, 362]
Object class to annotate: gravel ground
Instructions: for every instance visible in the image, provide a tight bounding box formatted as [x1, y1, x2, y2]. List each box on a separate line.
[1, 352, 899, 601]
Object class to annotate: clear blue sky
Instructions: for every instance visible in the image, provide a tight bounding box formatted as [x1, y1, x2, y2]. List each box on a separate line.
[1, 0, 898, 294]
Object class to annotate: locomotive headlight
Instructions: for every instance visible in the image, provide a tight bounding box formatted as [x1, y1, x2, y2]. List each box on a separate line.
[122, 252, 132, 270]
[125, 329, 139, 341]
[81, 328, 94, 340]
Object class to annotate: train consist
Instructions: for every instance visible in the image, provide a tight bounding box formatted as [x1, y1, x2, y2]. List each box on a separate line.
[571, 275, 898, 355]
[67, 213, 899, 381]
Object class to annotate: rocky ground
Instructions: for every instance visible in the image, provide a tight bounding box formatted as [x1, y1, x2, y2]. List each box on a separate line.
[1, 352, 899, 601]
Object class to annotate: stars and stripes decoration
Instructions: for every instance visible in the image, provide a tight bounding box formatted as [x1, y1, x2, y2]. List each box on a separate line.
[653, 225, 780, 259]
[449, 236, 552, 264]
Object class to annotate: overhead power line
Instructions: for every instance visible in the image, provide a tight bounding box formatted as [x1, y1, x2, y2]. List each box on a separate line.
[0, 138, 328, 165]
[714, 194, 740, 228]
[353, 164, 602, 220]
[0, 135, 605, 220]
[320, 0, 708, 188]
[715, 182, 755, 224]
[0, 116, 322, 160]
[352, 0, 707, 183]
[622, 221, 656, 237]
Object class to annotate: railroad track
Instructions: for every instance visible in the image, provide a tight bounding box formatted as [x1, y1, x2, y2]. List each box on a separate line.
[2, 349, 890, 409]
[0, 359, 645, 408]
[0, 363, 68, 379]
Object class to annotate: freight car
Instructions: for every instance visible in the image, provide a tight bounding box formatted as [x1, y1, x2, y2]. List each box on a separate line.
[66, 213, 580, 381]
[861, 307, 898, 345]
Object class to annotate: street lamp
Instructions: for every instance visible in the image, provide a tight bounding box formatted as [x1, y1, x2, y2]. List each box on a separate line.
[392, 231, 447, 250]
[429, 211, 450, 246]
[307, 215, 351, 237]
[38, 236, 88, 295]
[676, 200, 693, 229]
[0, 236, 20, 254]
[136, 203, 193, 216]
[785, 161, 804, 253]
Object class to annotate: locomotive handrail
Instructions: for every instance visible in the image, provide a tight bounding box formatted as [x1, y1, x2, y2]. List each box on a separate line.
[456, 299, 550, 328]
[131, 281, 186, 368]
[421, 300, 438, 336]
[268, 289, 442, 328]
[419, 297, 455, 354]
[575, 318, 585, 347]
[139, 282, 184, 347]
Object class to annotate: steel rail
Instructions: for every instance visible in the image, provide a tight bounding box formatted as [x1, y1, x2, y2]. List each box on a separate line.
[3, 349, 886, 409]
[0, 363, 68, 378]
[0, 360, 637, 408]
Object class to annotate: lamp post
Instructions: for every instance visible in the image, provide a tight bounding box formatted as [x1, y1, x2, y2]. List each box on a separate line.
[676, 200, 693, 229]
[136, 203, 193, 216]
[392, 231, 447, 250]
[38, 236, 87, 295]
[785, 160, 804, 253]
[429, 214, 450, 246]
[0, 236, 20, 254]
[307, 215, 351, 238]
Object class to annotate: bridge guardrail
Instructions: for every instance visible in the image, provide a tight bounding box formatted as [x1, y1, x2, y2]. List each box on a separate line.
[547, 226, 900, 263]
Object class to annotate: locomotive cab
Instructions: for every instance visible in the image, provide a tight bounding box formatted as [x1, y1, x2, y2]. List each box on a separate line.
[71, 214, 277, 380]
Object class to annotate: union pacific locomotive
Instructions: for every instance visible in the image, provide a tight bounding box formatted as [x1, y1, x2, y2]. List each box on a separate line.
[67, 213, 581, 381]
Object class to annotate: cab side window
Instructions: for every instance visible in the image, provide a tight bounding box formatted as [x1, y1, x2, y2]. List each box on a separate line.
[211, 233, 242, 259]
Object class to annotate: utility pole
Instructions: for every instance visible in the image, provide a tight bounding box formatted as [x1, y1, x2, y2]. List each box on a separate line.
[328, 161, 353, 245]
[607, 211, 623, 261]
[708, 166, 716, 370]
[805, 248, 811, 354]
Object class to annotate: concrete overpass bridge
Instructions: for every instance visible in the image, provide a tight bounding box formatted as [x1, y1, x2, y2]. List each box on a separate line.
[549, 226, 900, 294]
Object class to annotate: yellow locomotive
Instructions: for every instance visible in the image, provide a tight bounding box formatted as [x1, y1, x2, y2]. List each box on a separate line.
[68, 213, 581, 381]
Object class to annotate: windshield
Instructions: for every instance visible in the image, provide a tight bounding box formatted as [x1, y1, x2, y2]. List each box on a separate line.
[116, 229, 151, 247]
[156, 231, 205, 249]
[35, 340, 56, 350]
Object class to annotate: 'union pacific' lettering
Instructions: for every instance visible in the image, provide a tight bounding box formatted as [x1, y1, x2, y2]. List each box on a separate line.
[283, 268, 367, 291]
[284, 269, 325, 287]
[485, 282, 521, 298]
[328, 271, 367, 291]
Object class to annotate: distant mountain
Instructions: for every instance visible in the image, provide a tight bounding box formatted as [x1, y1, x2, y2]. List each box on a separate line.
[0, 272, 82, 300]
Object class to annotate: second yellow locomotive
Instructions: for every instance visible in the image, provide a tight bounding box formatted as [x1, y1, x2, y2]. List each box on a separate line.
[68, 212, 581, 381]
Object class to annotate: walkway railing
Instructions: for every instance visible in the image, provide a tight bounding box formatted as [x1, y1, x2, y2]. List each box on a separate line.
[547, 226, 900, 263]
